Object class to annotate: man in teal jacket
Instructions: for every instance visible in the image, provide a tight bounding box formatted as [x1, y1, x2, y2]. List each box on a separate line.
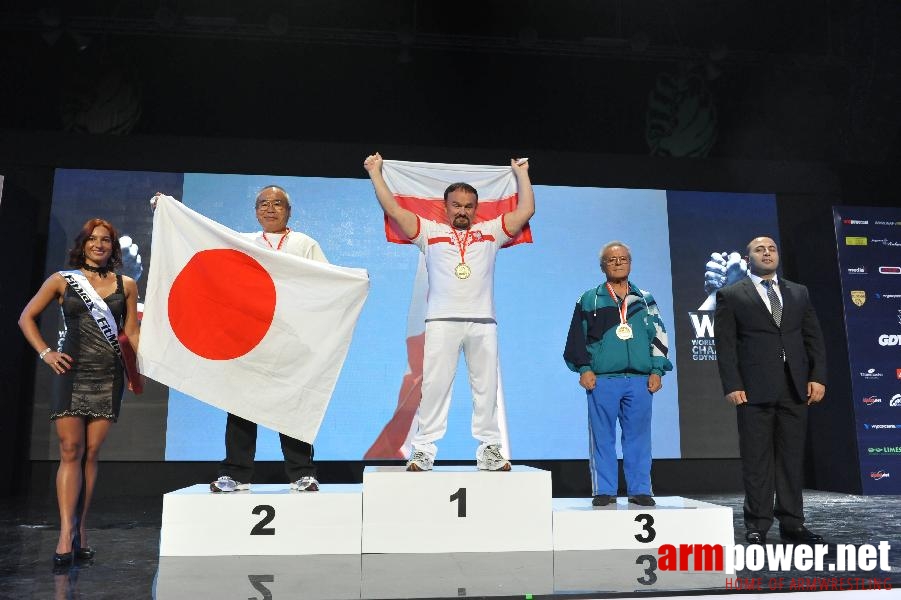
[564, 241, 673, 507]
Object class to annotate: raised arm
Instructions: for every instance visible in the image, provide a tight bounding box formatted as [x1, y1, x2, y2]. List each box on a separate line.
[502, 158, 535, 237]
[363, 153, 419, 239]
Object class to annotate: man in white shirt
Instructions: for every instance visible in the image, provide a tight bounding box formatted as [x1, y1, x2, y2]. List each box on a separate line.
[212, 185, 327, 492]
[363, 153, 534, 471]
[152, 186, 327, 493]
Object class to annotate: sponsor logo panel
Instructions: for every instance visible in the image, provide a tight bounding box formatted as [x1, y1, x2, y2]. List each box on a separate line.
[870, 469, 891, 480]
[867, 446, 901, 455]
[859, 368, 884, 380]
[878, 334, 901, 346]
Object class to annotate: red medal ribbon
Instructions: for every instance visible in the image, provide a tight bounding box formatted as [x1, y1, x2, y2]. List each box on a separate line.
[449, 227, 470, 265]
[605, 282, 629, 325]
[262, 228, 291, 251]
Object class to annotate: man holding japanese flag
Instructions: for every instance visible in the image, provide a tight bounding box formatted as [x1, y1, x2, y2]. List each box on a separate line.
[363, 153, 534, 471]
[141, 188, 369, 493]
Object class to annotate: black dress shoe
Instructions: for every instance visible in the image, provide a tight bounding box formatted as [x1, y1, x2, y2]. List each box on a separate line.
[745, 530, 766, 545]
[628, 495, 656, 507]
[74, 546, 95, 561]
[779, 525, 823, 544]
[52, 551, 73, 567]
[592, 494, 614, 506]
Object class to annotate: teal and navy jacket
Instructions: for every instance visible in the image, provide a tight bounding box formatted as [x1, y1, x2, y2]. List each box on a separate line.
[564, 282, 673, 377]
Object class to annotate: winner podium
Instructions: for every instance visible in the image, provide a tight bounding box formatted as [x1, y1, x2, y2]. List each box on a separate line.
[157, 466, 734, 598]
[159, 466, 732, 556]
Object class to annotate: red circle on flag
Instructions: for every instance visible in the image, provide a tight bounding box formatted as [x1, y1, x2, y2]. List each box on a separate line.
[168, 249, 276, 360]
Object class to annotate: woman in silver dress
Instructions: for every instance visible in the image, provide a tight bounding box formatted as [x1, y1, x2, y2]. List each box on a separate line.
[19, 218, 140, 567]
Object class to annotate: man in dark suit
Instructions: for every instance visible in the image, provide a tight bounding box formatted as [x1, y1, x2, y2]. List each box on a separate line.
[714, 236, 827, 545]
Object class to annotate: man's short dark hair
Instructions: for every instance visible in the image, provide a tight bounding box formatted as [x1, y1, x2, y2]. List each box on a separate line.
[443, 182, 478, 202]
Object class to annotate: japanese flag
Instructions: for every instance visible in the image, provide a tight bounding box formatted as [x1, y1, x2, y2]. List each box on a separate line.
[364, 159, 531, 459]
[139, 195, 369, 443]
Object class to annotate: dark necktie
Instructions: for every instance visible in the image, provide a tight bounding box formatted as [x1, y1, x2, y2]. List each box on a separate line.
[762, 280, 782, 326]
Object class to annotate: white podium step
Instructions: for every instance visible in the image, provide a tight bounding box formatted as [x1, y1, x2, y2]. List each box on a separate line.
[361, 465, 553, 553]
[552, 496, 734, 551]
[159, 483, 363, 556]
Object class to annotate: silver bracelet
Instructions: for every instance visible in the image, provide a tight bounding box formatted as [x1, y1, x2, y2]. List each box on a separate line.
[38, 347, 52, 360]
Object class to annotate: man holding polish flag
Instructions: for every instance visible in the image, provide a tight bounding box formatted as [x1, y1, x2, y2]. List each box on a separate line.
[363, 154, 534, 472]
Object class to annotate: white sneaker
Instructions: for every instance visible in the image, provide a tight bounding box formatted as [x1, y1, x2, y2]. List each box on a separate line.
[290, 476, 320, 491]
[406, 450, 434, 471]
[477, 444, 511, 471]
[210, 476, 250, 493]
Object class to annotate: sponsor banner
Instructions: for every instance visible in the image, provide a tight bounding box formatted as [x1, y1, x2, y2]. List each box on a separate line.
[834, 206, 901, 494]
[667, 191, 779, 457]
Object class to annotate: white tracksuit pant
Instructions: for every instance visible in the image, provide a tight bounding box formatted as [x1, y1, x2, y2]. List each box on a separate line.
[411, 320, 503, 460]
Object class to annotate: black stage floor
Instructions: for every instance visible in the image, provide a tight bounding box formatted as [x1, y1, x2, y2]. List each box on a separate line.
[1, 490, 898, 599]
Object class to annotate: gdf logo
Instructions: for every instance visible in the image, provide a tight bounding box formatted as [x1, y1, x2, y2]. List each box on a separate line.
[879, 334, 901, 346]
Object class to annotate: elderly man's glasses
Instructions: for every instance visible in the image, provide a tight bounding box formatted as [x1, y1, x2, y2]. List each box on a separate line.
[256, 199, 286, 211]
[603, 257, 631, 265]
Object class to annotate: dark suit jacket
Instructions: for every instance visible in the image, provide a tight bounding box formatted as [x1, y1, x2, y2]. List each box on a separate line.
[714, 276, 827, 403]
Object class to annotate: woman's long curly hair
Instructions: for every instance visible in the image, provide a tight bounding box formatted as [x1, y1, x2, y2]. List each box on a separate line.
[67, 218, 123, 270]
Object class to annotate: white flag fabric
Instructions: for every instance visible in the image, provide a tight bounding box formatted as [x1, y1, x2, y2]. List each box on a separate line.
[139, 195, 369, 443]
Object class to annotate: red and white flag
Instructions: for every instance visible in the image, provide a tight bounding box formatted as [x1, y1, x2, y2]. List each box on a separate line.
[139, 195, 369, 444]
[364, 159, 532, 459]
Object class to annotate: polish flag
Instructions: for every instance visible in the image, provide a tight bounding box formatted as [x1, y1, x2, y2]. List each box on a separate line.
[364, 160, 531, 459]
[139, 195, 369, 444]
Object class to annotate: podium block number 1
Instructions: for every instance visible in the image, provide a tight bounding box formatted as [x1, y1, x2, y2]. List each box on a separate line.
[251, 505, 276, 536]
[449, 487, 466, 518]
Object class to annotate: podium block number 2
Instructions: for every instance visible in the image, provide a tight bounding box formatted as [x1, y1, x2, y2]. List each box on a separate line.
[449, 487, 467, 517]
[250, 505, 276, 535]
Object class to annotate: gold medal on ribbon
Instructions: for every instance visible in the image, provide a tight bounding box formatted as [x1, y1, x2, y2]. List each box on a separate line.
[615, 323, 633, 340]
[450, 226, 473, 281]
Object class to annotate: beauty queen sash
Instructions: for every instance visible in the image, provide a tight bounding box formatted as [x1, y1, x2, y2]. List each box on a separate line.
[60, 270, 143, 394]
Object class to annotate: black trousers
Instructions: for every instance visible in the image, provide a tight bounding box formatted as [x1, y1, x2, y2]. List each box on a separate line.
[736, 366, 808, 532]
[217, 413, 315, 483]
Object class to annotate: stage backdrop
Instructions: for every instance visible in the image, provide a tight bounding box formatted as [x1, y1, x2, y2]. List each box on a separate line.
[833, 206, 901, 494]
[29, 168, 778, 462]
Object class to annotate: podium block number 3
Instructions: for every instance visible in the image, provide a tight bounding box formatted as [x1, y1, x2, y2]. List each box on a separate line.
[251, 505, 276, 535]
[449, 487, 467, 517]
[634, 513, 656, 543]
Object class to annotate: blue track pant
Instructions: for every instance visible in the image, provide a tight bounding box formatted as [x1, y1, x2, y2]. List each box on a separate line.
[586, 375, 653, 496]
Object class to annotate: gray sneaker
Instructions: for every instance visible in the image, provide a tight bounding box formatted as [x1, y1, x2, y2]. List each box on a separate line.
[210, 476, 250, 493]
[477, 444, 511, 471]
[406, 450, 434, 471]
[290, 476, 320, 491]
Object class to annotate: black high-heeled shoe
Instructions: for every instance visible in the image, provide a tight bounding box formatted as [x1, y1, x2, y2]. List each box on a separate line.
[74, 546, 95, 561]
[53, 529, 77, 568]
